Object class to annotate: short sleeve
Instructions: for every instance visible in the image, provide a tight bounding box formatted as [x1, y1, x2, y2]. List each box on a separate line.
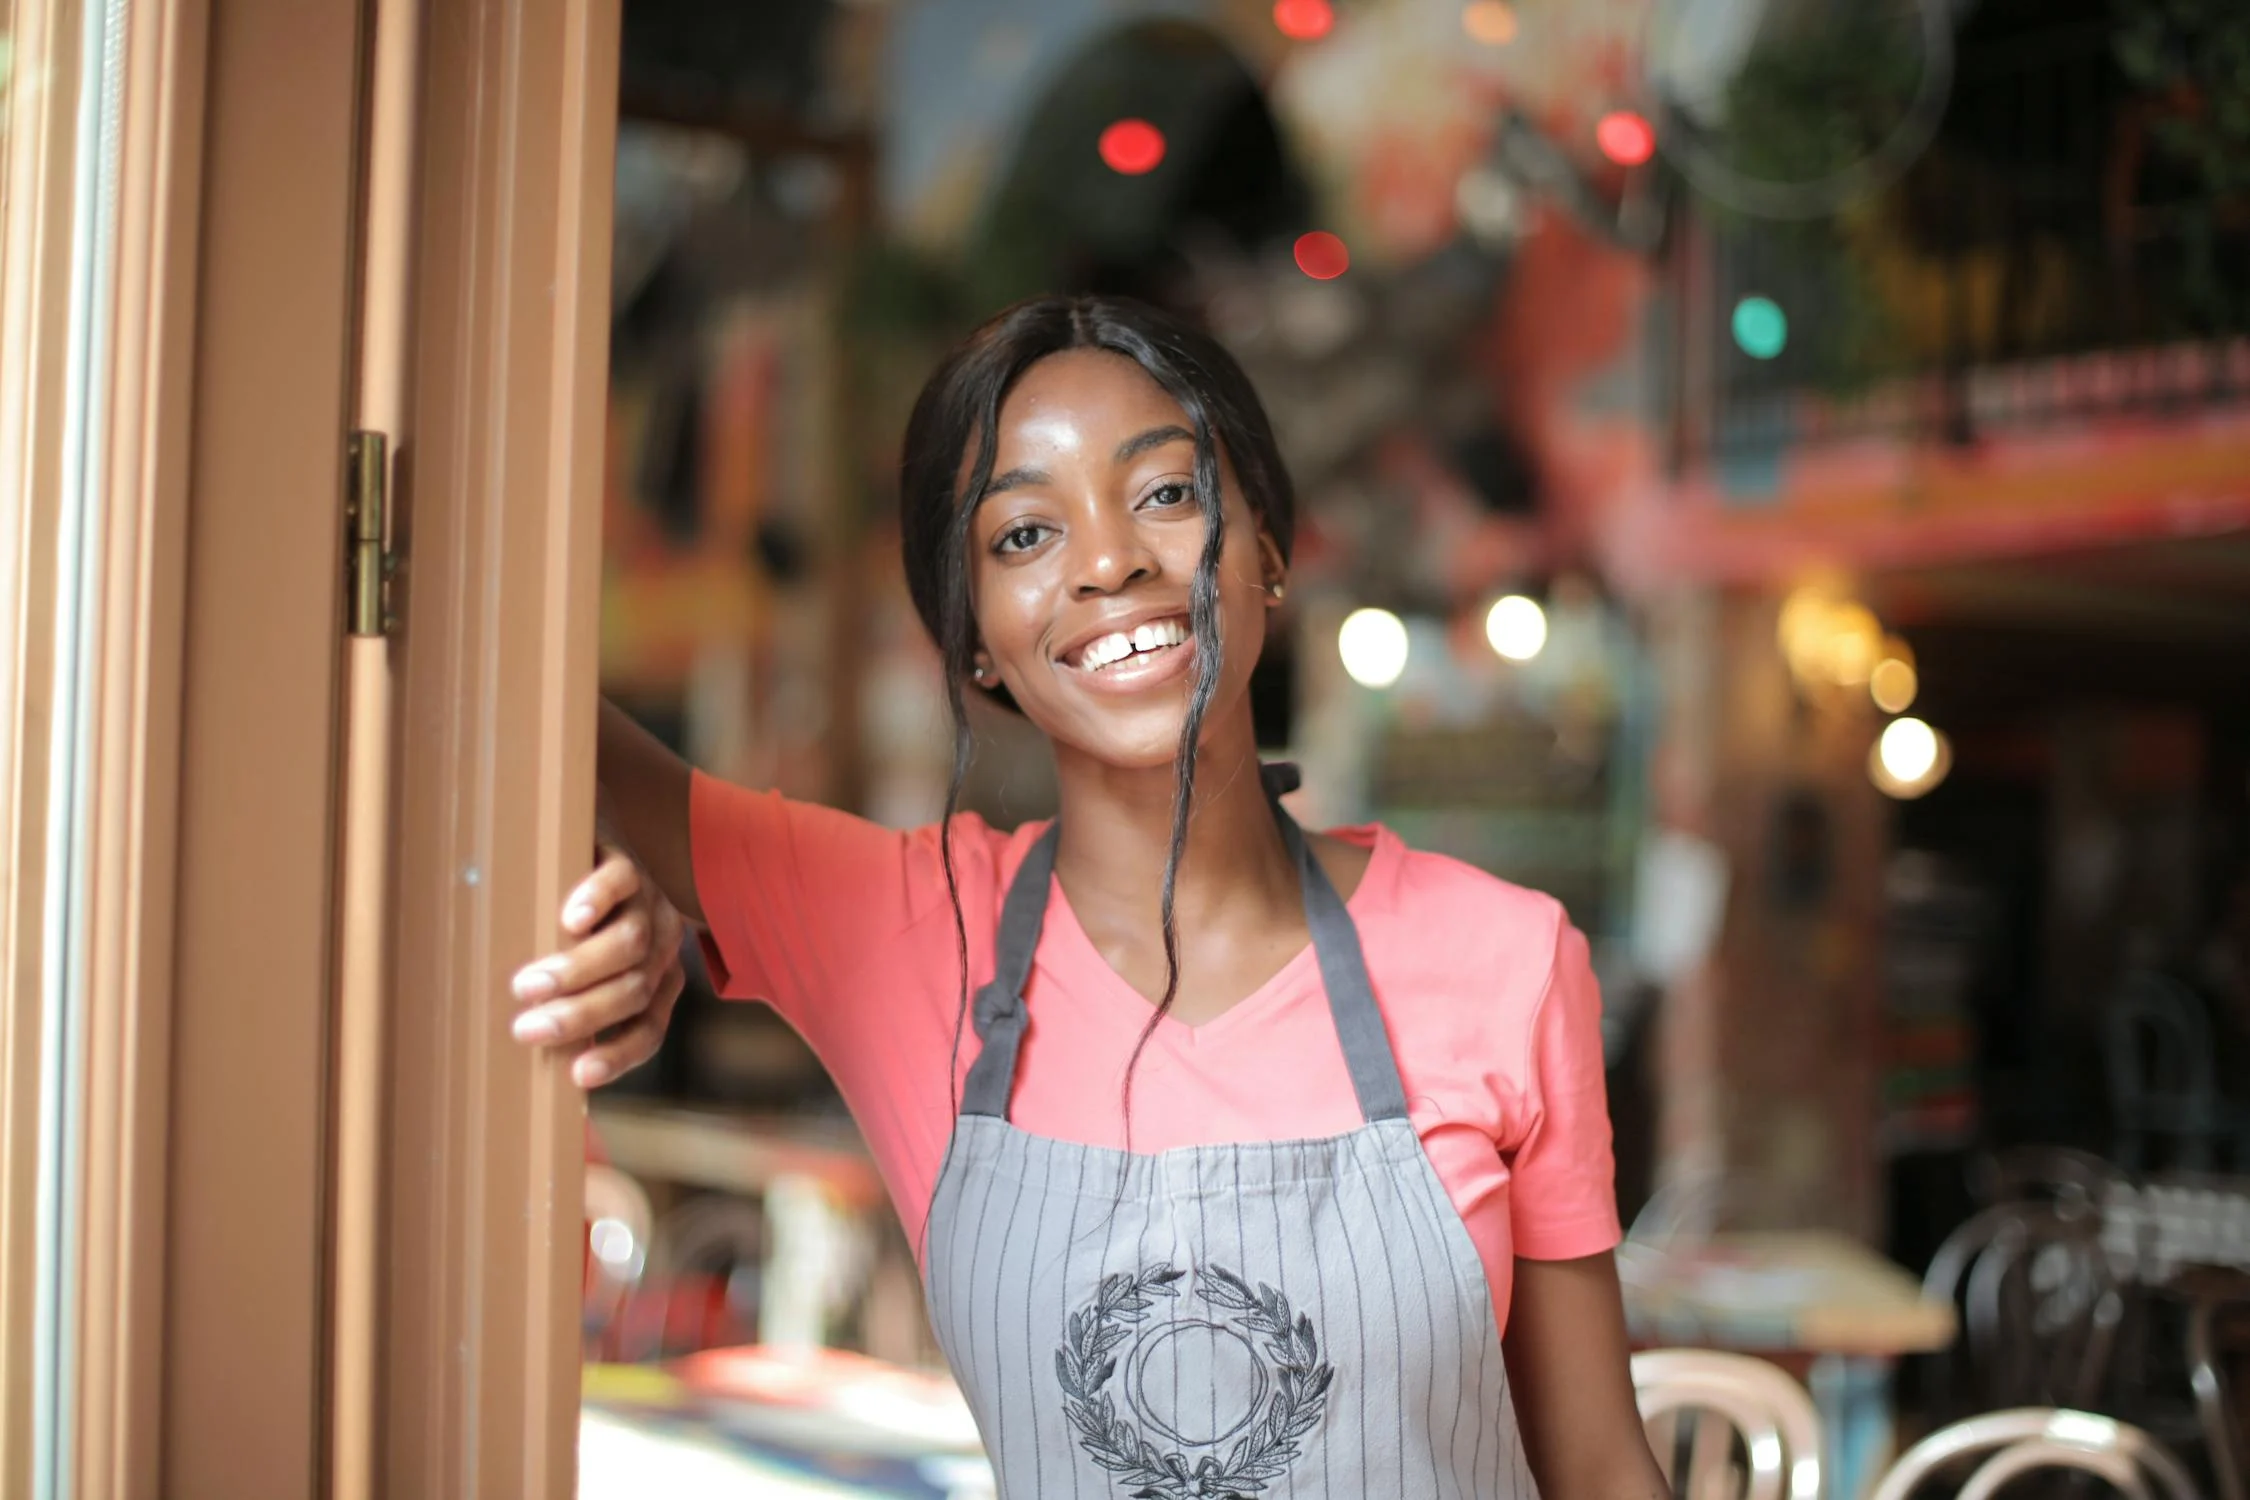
[1505, 919, 1623, 1260]
[689, 770, 931, 1024]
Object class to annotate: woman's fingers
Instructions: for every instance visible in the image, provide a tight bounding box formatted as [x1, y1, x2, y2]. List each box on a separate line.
[508, 839, 689, 1084]
[560, 846, 641, 937]
[511, 904, 653, 1005]
[510, 965, 656, 1048]
[570, 960, 685, 1088]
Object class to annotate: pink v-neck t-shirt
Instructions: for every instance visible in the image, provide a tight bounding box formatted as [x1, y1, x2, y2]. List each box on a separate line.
[689, 773, 1622, 1335]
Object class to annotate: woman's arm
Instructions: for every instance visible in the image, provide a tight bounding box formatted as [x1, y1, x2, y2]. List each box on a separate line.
[508, 698, 700, 1087]
[1504, 1252, 1668, 1500]
[593, 696, 701, 924]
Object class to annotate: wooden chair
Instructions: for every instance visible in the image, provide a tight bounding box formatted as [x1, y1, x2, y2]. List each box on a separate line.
[636, 1193, 766, 1359]
[1631, 1349, 1824, 1500]
[583, 1163, 653, 1357]
[2186, 1271, 2250, 1500]
[1971, 1145, 2122, 1219]
[1870, 1408, 2198, 1500]
[2105, 972, 2250, 1174]
[1923, 1202, 2124, 1417]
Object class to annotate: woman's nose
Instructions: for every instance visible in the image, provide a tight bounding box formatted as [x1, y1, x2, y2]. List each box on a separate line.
[1066, 507, 1156, 597]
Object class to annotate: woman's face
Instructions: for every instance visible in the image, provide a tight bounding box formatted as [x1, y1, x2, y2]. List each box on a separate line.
[965, 349, 1283, 770]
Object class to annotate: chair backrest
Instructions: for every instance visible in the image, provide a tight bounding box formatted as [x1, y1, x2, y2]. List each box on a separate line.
[2189, 1284, 2250, 1500]
[583, 1164, 654, 1352]
[1922, 1204, 2122, 1415]
[1631, 1350, 1823, 1500]
[1972, 1145, 2121, 1219]
[2105, 973, 2216, 1109]
[1869, 1408, 2198, 1500]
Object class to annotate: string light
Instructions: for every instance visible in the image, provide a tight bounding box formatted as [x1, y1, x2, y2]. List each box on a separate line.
[1871, 717, 1951, 799]
[1098, 119, 1166, 176]
[1485, 596, 1547, 661]
[1596, 111, 1657, 167]
[1462, 2, 1517, 44]
[1272, 0, 1334, 41]
[1777, 586, 1886, 689]
[1293, 231, 1350, 280]
[1339, 608, 1409, 688]
[1870, 642, 1917, 714]
[1732, 296, 1789, 359]
[1823, 602, 1882, 685]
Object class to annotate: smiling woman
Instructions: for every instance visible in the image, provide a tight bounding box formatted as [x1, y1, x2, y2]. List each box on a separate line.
[516, 295, 1665, 1500]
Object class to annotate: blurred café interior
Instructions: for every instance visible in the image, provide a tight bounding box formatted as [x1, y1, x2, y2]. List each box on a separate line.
[547, 0, 2250, 1493]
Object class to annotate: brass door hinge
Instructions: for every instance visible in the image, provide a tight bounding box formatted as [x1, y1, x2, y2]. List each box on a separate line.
[345, 431, 396, 637]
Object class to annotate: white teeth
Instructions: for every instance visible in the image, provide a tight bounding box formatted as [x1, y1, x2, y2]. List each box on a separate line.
[1075, 618, 1187, 671]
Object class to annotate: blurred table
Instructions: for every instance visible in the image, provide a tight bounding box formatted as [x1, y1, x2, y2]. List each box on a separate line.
[1619, 1231, 1956, 1355]
[581, 1347, 993, 1500]
[1620, 1232, 1956, 1500]
[590, 1100, 886, 1210]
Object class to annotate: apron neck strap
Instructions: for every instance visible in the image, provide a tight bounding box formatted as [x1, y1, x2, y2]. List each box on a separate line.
[959, 763, 1411, 1126]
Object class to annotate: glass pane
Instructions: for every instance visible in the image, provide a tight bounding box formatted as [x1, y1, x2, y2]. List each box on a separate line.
[0, 2, 15, 245]
[22, 0, 128, 1494]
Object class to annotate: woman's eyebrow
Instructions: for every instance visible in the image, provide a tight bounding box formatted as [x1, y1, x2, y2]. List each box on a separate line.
[1114, 424, 1194, 464]
[983, 465, 1048, 496]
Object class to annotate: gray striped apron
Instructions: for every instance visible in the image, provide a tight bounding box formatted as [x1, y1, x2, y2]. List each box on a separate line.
[926, 765, 1533, 1499]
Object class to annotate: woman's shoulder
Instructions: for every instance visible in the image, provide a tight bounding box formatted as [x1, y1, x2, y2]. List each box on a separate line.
[1341, 822, 1571, 943]
[1347, 826, 1586, 1055]
[887, 808, 1057, 909]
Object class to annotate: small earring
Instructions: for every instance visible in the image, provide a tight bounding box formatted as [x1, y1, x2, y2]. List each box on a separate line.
[1266, 580, 1287, 603]
[972, 665, 990, 685]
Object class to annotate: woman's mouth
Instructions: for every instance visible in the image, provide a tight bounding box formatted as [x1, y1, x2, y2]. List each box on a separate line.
[1066, 616, 1190, 674]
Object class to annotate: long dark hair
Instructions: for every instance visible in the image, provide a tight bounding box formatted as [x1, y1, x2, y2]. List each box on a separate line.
[898, 294, 1296, 1146]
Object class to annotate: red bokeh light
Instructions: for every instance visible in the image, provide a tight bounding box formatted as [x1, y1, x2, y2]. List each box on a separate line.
[1595, 110, 1657, 167]
[1098, 119, 1167, 176]
[1273, 0, 1334, 42]
[1293, 231, 1350, 280]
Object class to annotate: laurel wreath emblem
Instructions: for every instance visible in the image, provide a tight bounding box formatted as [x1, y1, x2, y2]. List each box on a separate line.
[1055, 1263, 1335, 1499]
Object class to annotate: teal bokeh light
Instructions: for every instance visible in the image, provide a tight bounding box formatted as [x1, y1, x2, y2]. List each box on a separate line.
[1732, 296, 1788, 359]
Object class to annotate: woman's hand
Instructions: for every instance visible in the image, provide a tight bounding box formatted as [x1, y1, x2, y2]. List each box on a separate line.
[509, 844, 687, 1088]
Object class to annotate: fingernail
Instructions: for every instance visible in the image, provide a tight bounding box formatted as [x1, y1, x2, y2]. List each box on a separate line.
[512, 1011, 561, 1044]
[564, 902, 595, 932]
[574, 1056, 610, 1088]
[512, 967, 557, 1001]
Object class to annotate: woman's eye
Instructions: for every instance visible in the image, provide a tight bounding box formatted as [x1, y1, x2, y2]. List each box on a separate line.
[994, 522, 1049, 554]
[1141, 482, 1193, 511]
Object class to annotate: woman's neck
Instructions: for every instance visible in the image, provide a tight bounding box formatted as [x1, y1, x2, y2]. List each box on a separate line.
[1046, 714, 1298, 938]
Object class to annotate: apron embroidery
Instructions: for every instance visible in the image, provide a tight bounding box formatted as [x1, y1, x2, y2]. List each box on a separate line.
[1057, 1263, 1335, 1500]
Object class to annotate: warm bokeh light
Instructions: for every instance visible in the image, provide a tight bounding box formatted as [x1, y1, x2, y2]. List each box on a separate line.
[1879, 717, 1939, 783]
[1596, 111, 1657, 167]
[1776, 586, 1833, 674]
[1293, 230, 1350, 280]
[1870, 654, 1918, 714]
[1462, 2, 1518, 45]
[1339, 608, 1409, 688]
[1823, 602, 1882, 685]
[1485, 595, 1547, 661]
[1733, 296, 1789, 359]
[1097, 119, 1166, 176]
[1778, 587, 1889, 689]
[1872, 716, 1951, 801]
[1272, 0, 1334, 41]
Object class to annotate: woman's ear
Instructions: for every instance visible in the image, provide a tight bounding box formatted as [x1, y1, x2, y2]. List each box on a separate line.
[970, 649, 998, 690]
[1257, 531, 1288, 606]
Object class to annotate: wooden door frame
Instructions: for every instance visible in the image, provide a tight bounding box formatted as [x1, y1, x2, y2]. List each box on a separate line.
[1, 0, 615, 1493]
[378, 0, 616, 1494]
